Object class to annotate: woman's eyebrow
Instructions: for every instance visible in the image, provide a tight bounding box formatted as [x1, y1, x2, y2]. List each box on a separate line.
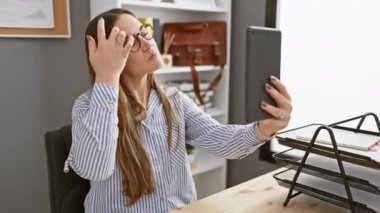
[127, 25, 144, 36]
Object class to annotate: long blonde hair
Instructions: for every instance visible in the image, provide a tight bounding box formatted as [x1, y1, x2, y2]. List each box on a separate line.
[85, 8, 178, 205]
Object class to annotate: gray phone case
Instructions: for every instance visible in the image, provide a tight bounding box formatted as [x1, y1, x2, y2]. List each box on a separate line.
[245, 26, 281, 123]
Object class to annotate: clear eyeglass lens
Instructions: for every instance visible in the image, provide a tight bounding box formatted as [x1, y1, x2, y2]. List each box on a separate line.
[143, 25, 154, 40]
[131, 37, 140, 52]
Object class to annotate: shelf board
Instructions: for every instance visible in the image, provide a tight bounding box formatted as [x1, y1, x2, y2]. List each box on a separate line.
[205, 107, 225, 118]
[156, 65, 221, 74]
[191, 150, 226, 176]
[122, 0, 227, 13]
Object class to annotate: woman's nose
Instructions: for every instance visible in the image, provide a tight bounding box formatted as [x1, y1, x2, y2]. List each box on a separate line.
[140, 36, 153, 52]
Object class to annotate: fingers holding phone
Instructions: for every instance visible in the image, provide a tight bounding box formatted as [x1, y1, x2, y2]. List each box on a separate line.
[258, 77, 292, 136]
[263, 76, 291, 111]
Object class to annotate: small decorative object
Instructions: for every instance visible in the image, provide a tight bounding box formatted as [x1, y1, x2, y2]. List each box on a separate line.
[186, 144, 197, 170]
[161, 54, 172, 68]
[162, 32, 175, 67]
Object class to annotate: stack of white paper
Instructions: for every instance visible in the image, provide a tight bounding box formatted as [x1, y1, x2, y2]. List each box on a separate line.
[293, 126, 379, 151]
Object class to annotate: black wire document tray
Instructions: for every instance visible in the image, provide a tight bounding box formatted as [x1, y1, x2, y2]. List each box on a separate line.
[273, 149, 380, 195]
[273, 169, 379, 212]
[276, 124, 380, 169]
[272, 113, 380, 212]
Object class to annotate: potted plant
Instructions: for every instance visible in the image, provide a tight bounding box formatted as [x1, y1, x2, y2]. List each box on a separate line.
[186, 144, 197, 170]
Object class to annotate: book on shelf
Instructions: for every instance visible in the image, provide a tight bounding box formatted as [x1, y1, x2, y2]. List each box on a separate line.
[138, 17, 162, 53]
[185, 90, 214, 100]
[185, 90, 214, 109]
[192, 95, 211, 105]
[184, 93, 212, 107]
[198, 102, 213, 110]
[162, 80, 215, 110]
[185, 94, 213, 110]
[164, 80, 210, 92]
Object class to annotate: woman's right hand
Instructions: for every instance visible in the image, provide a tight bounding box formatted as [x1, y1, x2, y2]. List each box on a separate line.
[86, 17, 135, 86]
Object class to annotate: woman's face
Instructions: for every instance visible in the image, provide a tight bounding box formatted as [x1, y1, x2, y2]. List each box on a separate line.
[114, 14, 163, 77]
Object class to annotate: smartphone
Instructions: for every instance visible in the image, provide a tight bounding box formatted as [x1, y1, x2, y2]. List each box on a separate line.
[245, 26, 281, 122]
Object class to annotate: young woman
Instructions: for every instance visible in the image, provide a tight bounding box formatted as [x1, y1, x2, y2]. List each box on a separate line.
[64, 8, 292, 213]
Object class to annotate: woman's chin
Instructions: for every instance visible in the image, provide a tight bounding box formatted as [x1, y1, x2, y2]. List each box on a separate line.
[145, 55, 164, 74]
[145, 63, 160, 75]
[152, 60, 164, 72]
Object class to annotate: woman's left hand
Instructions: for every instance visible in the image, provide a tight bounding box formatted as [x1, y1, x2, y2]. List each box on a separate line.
[258, 76, 292, 137]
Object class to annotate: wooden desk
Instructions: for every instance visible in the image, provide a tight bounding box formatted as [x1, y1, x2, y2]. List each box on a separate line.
[171, 168, 348, 213]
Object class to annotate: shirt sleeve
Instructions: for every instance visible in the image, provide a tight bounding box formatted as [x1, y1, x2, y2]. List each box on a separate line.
[182, 92, 271, 159]
[63, 83, 119, 181]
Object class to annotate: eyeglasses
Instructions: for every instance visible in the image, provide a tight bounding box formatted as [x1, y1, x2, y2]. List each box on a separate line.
[128, 24, 154, 52]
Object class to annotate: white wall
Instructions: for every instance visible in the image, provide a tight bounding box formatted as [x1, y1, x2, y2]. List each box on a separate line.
[273, 0, 380, 151]
[278, 0, 380, 128]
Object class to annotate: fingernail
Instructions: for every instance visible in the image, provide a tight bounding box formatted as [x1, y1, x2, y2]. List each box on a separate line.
[265, 83, 272, 89]
[270, 76, 277, 81]
[369, 146, 377, 151]
[261, 101, 267, 107]
[86, 35, 91, 41]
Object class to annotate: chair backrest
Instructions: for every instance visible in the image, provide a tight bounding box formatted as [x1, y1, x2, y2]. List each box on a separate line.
[44, 125, 89, 213]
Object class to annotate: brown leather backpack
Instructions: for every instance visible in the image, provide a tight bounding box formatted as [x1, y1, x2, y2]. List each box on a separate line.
[163, 21, 227, 104]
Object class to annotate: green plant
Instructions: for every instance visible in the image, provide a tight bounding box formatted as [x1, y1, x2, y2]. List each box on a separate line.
[185, 144, 195, 155]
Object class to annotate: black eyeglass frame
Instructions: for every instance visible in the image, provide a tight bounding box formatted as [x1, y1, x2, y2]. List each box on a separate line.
[127, 23, 154, 52]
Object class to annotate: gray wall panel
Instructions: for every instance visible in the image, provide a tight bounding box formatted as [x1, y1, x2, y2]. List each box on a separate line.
[227, 0, 278, 187]
[0, 1, 90, 212]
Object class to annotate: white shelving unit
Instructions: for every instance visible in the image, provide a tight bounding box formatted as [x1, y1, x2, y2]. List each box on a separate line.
[121, 0, 227, 13]
[90, 0, 231, 199]
[191, 149, 225, 176]
[156, 65, 222, 74]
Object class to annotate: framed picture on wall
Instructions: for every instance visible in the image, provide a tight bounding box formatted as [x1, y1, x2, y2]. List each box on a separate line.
[0, 0, 70, 38]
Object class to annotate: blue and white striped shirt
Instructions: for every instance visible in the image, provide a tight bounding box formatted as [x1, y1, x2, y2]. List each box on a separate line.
[64, 83, 269, 213]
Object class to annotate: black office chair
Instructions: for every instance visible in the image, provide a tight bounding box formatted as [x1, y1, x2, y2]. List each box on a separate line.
[45, 125, 89, 213]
